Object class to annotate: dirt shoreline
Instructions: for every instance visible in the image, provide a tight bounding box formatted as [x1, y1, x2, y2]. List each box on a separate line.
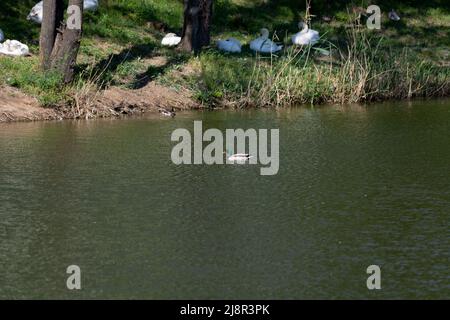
[0, 83, 201, 123]
[1, 83, 449, 123]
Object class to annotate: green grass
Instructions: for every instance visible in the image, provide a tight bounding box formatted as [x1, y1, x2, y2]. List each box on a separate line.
[0, 0, 449, 109]
[0, 56, 68, 106]
[167, 41, 449, 107]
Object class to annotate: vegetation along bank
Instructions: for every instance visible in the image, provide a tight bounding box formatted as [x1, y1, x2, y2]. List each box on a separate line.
[0, 0, 449, 122]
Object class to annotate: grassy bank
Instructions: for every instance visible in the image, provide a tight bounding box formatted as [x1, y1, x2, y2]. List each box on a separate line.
[0, 0, 449, 113]
[188, 28, 449, 107]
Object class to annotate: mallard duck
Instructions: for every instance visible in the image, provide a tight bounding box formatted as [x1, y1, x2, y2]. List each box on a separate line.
[224, 151, 252, 161]
[228, 153, 252, 161]
[27, 0, 99, 24]
[161, 33, 181, 47]
[292, 22, 320, 46]
[250, 28, 283, 54]
[217, 38, 242, 53]
[159, 107, 176, 117]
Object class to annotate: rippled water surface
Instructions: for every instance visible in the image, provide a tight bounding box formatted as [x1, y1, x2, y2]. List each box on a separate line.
[0, 100, 449, 299]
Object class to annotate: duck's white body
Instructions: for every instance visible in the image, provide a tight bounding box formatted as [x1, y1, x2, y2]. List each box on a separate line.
[27, 0, 99, 24]
[0, 29, 4, 42]
[0, 40, 30, 57]
[217, 38, 242, 53]
[227, 153, 252, 161]
[292, 22, 320, 46]
[250, 28, 283, 54]
[161, 33, 181, 47]
[388, 10, 401, 21]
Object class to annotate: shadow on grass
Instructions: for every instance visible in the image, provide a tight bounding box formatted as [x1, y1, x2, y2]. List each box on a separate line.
[380, 17, 450, 47]
[130, 53, 189, 89]
[213, 0, 450, 35]
[78, 41, 190, 90]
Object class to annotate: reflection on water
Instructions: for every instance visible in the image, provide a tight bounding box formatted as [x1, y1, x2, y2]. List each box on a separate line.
[0, 100, 449, 299]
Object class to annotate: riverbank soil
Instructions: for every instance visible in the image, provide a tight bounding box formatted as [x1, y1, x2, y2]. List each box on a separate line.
[0, 85, 59, 122]
[0, 80, 198, 122]
[97, 82, 199, 117]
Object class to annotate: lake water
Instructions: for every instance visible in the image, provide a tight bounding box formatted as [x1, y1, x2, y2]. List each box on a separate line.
[0, 99, 449, 299]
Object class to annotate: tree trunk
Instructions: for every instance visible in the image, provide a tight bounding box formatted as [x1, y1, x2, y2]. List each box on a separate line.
[180, 0, 213, 53]
[40, 0, 64, 70]
[199, 0, 213, 47]
[51, 0, 84, 83]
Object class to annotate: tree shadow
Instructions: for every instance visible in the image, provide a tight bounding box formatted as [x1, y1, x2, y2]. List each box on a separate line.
[129, 54, 189, 89]
[213, 0, 301, 34]
[384, 23, 450, 47]
[81, 41, 189, 90]
[211, 0, 448, 40]
[82, 42, 156, 86]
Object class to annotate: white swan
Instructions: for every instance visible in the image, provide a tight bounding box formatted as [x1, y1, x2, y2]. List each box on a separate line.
[0, 29, 4, 42]
[161, 33, 181, 47]
[292, 22, 320, 46]
[27, 1, 43, 24]
[217, 38, 242, 53]
[0, 40, 30, 57]
[388, 10, 401, 21]
[27, 0, 99, 24]
[84, 0, 99, 12]
[250, 28, 283, 54]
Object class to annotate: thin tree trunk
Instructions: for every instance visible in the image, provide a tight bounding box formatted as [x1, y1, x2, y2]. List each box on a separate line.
[50, 0, 84, 83]
[180, 0, 196, 52]
[198, 0, 213, 47]
[40, 0, 64, 70]
[180, 0, 213, 53]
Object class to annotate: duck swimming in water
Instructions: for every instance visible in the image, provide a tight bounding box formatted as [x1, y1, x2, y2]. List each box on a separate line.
[159, 107, 176, 117]
[224, 150, 252, 162]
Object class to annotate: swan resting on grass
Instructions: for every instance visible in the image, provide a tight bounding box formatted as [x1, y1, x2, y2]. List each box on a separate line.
[83, 0, 99, 12]
[217, 38, 242, 53]
[161, 33, 181, 47]
[27, 0, 99, 24]
[292, 22, 320, 46]
[250, 28, 283, 54]
[27, 1, 43, 24]
[0, 40, 30, 57]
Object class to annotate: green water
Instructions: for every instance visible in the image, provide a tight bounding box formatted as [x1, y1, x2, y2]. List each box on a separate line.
[0, 100, 449, 299]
